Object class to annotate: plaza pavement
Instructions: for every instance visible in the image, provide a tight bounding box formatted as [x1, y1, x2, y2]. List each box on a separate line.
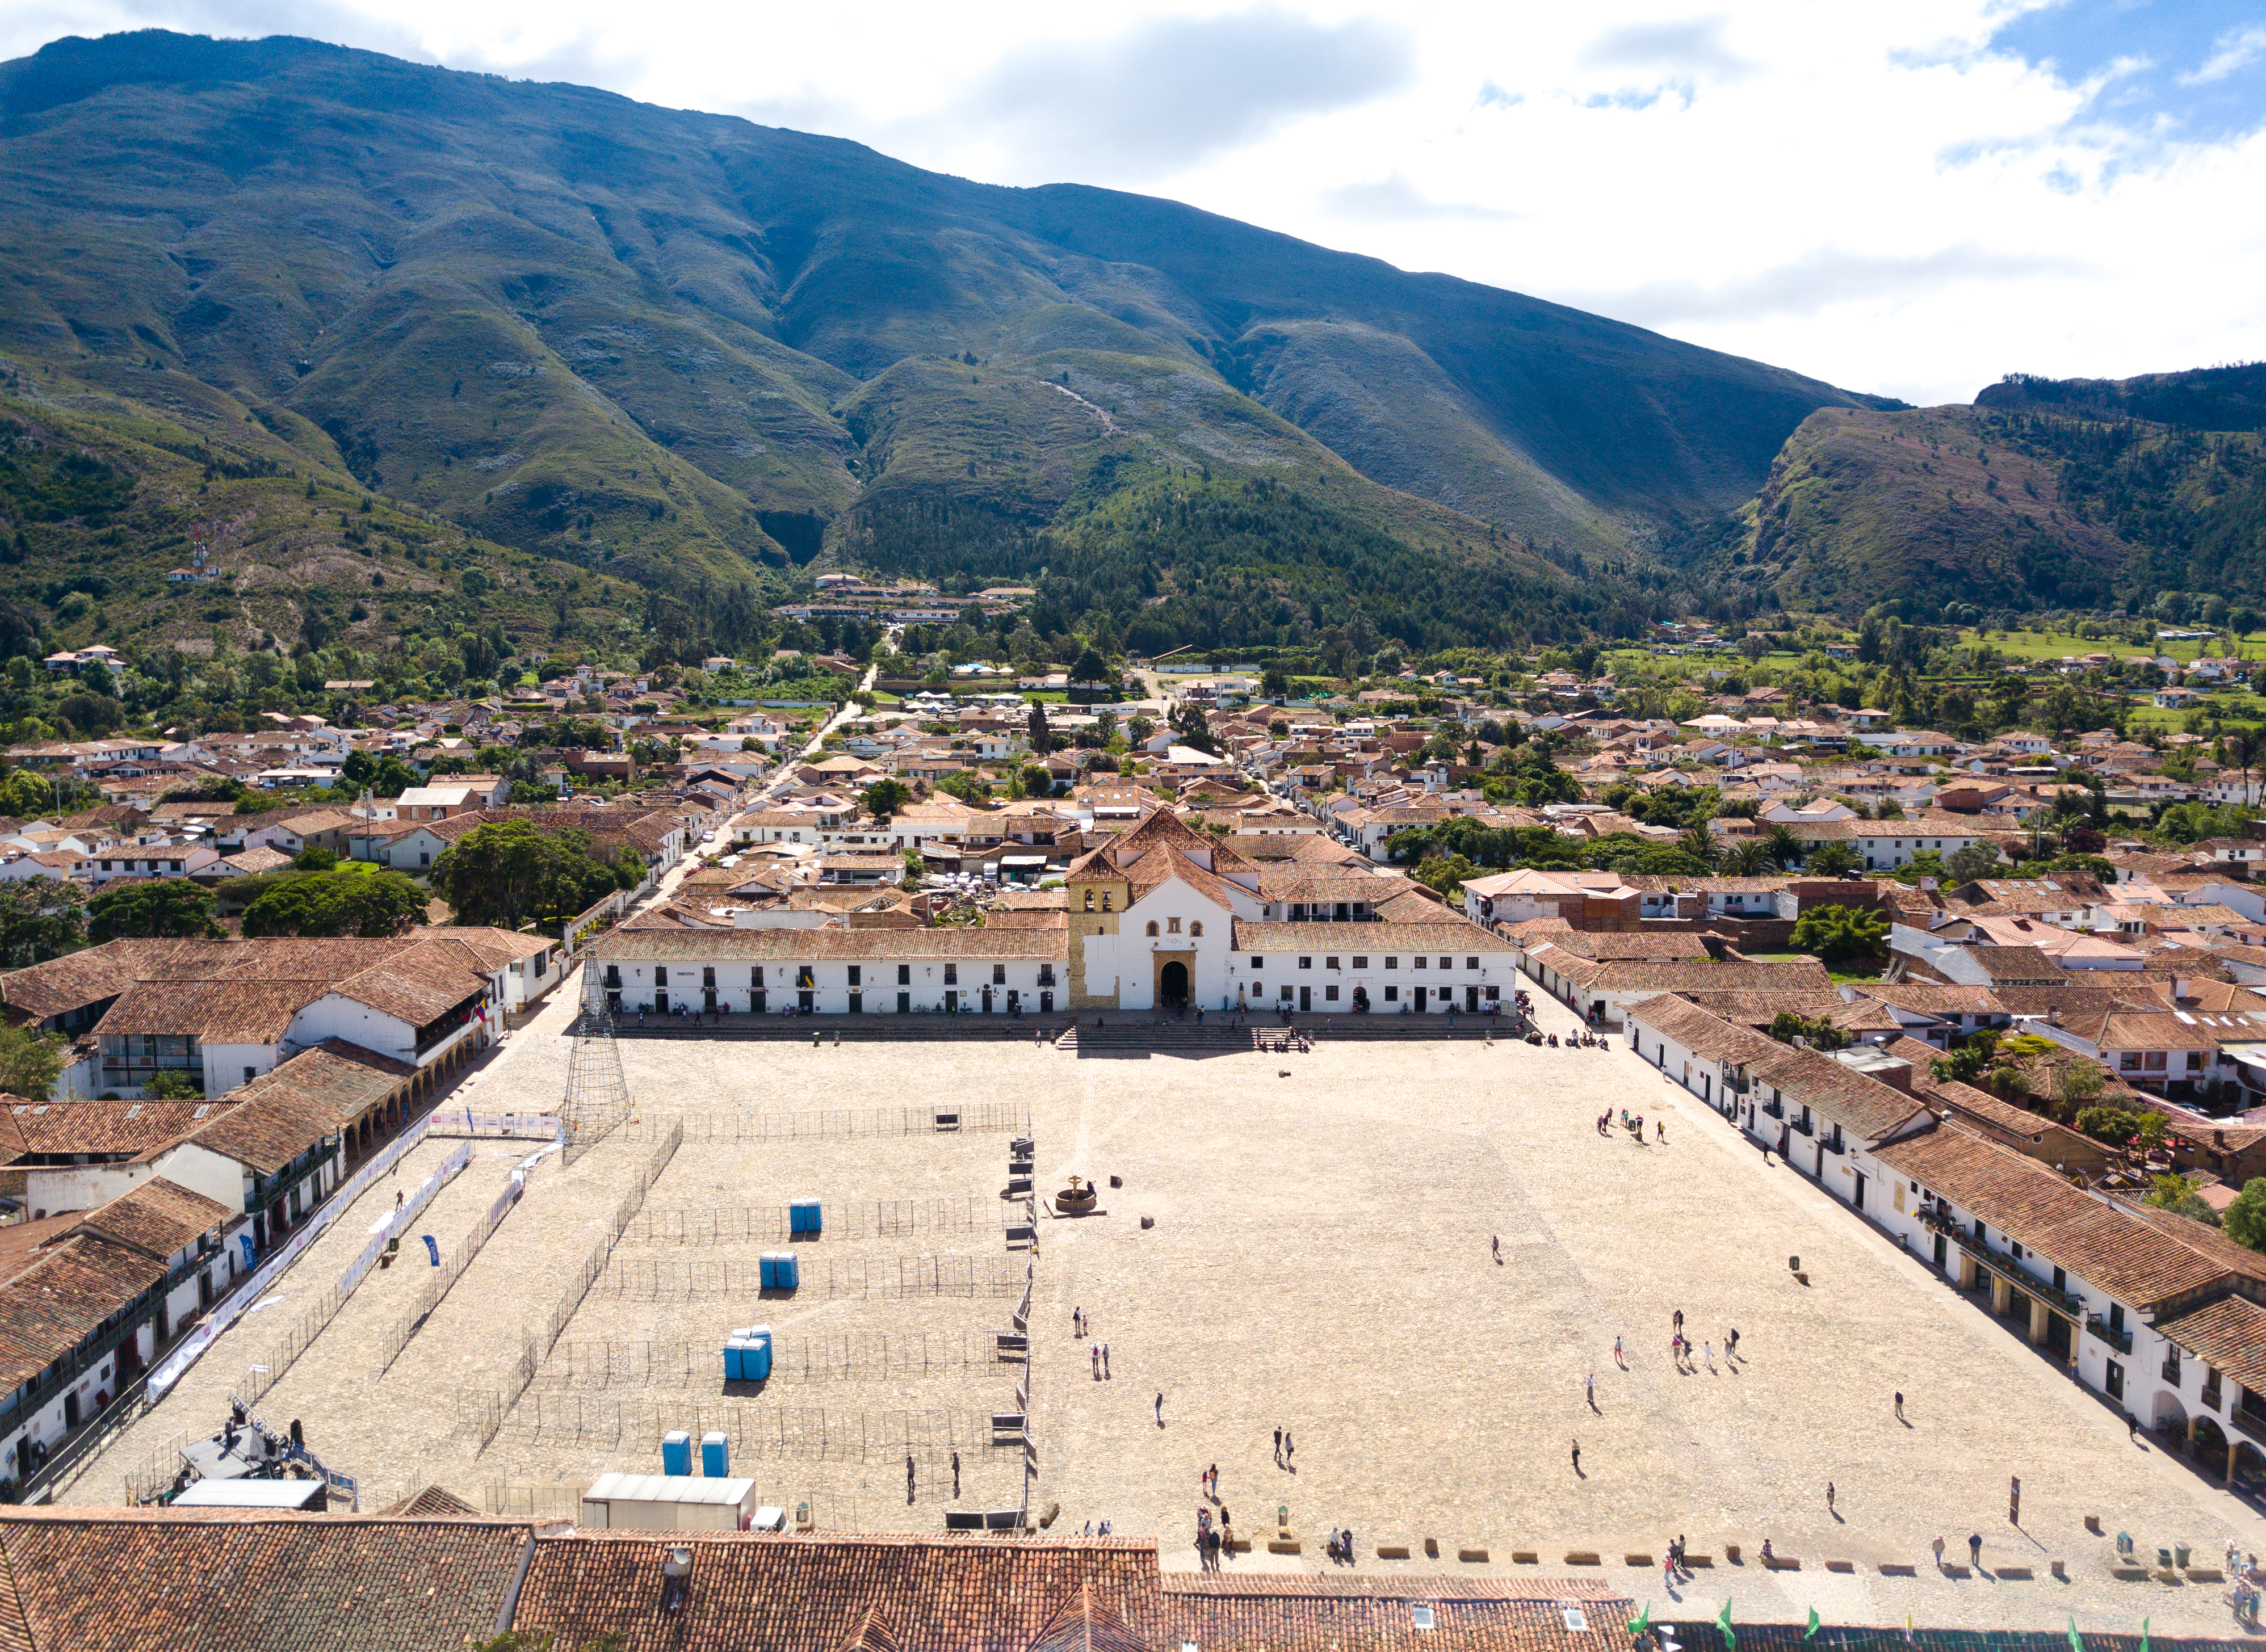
[67, 963, 2266, 1634]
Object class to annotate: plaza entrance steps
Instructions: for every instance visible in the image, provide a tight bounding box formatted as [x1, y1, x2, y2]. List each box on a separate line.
[1059, 1018, 1516, 1057]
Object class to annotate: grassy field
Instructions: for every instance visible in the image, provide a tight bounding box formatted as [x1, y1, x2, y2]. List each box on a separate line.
[1959, 627, 2266, 665]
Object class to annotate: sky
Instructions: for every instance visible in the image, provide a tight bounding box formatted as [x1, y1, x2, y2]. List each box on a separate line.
[6, 0, 2266, 405]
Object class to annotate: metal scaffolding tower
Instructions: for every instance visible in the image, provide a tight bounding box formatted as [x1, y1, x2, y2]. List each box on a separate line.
[560, 965, 631, 1166]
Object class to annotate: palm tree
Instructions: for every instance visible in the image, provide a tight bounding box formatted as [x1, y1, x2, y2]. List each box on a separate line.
[1807, 839, 1862, 878]
[2229, 727, 2261, 808]
[1723, 839, 1771, 876]
[1679, 822, 1722, 871]
[1764, 823, 1803, 870]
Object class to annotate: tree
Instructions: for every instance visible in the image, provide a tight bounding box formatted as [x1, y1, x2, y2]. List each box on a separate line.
[141, 1068, 205, 1100]
[1806, 840, 1863, 877]
[1260, 668, 1291, 701]
[2075, 1105, 2150, 1146]
[2143, 1172, 2222, 1228]
[901, 848, 925, 892]
[861, 779, 912, 822]
[1069, 648, 1111, 689]
[0, 877, 87, 966]
[1415, 852, 1479, 896]
[1026, 701, 1052, 756]
[293, 845, 341, 872]
[938, 770, 992, 804]
[2226, 1178, 2266, 1252]
[1678, 823, 1721, 872]
[1763, 824, 1804, 870]
[242, 867, 430, 937]
[87, 878, 224, 941]
[1769, 1010, 1848, 1050]
[339, 750, 420, 798]
[1946, 840, 2001, 883]
[0, 768, 54, 817]
[1789, 903, 1889, 966]
[429, 820, 632, 931]
[0, 1023, 66, 1100]
[1017, 764, 1056, 798]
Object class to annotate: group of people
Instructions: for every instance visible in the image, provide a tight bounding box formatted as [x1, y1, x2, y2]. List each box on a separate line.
[1192, 1504, 1232, 1569]
[1326, 1527, 1358, 1564]
[1660, 1535, 1695, 1586]
[1597, 1108, 1661, 1142]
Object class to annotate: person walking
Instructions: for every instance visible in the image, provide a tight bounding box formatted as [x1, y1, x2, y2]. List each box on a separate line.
[906, 1452, 916, 1504]
[1155, 1391, 1165, 1426]
[1102, 1344, 1111, 1379]
[1274, 1427, 1282, 1464]
[1727, 1326, 1739, 1360]
[951, 1450, 960, 1498]
[1673, 1309, 1684, 1335]
[1587, 1372, 1597, 1410]
[1613, 1335, 1623, 1368]
[1092, 1344, 1100, 1379]
[1826, 1481, 1836, 1515]
[1894, 1391, 1904, 1422]
[1933, 1535, 1946, 1570]
[1704, 1340, 1714, 1369]
[1492, 1235, 1501, 1263]
[1571, 1438, 1581, 1475]
[1284, 1431, 1294, 1468]
[1968, 1532, 1982, 1569]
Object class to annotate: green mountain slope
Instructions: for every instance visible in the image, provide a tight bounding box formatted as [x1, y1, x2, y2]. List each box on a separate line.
[0, 28, 1890, 654]
[1695, 365, 2266, 618]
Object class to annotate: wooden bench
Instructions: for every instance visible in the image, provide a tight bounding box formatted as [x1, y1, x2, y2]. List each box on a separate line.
[1458, 1548, 1489, 1563]
[1375, 1544, 1411, 1560]
[1564, 1552, 1601, 1566]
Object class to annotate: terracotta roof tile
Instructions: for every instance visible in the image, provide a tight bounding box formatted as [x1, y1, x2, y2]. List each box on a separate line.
[0, 1510, 528, 1650]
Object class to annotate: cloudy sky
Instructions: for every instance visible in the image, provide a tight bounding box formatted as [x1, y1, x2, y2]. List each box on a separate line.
[7, 0, 2265, 405]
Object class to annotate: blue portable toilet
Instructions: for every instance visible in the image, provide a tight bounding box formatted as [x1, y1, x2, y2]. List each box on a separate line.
[743, 1327, 773, 1382]
[789, 1199, 822, 1237]
[701, 1431, 729, 1477]
[661, 1430, 692, 1476]
[758, 1253, 777, 1289]
[723, 1340, 742, 1381]
[774, 1251, 799, 1291]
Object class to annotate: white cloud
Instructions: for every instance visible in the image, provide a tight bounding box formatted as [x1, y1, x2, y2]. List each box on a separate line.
[5, 1, 2264, 406]
[2181, 25, 2266, 87]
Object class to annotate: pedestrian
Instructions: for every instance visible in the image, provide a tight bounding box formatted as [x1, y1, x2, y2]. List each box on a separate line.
[1894, 1391, 1904, 1422]
[1285, 1431, 1294, 1466]
[1826, 1481, 1835, 1514]
[1728, 1327, 1739, 1359]
[907, 1452, 916, 1503]
[1571, 1438, 1581, 1474]
[1092, 1344, 1100, 1378]
[1704, 1340, 1714, 1369]
[951, 1450, 960, 1498]
[1673, 1309, 1683, 1333]
[1968, 1532, 1982, 1569]
[1155, 1391, 1164, 1425]
[1586, 1371, 1596, 1409]
[1657, 1119, 1666, 1142]
[1933, 1535, 1945, 1569]
[1613, 1335, 1623, 1367]
[1102, 1344, 1111, 1378]
[1274, 1427, 1282, 1462]
[1492, 1235, 1501, 1263]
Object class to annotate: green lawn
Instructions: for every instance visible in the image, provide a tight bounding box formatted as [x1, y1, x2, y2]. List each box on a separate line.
[1959, 627, 2266, 665]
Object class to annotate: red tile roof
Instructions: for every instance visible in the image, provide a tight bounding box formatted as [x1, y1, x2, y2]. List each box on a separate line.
[510, 1532, 1163, 1652]
[0, 1510, 528, 1650]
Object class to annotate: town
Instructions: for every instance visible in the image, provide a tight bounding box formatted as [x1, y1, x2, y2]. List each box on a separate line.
[0, 605, 2260, 1645]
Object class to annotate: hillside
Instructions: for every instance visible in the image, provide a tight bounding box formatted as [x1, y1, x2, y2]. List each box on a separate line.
[1702, 365, 2266, 619]
[0, 30, 1889, 656]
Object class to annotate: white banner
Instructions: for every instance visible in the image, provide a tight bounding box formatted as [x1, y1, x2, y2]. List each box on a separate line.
[148, 1114, 436, 1401]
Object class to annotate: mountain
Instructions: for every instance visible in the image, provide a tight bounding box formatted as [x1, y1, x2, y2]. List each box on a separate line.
[0, 30, 1890, 659]
[1694, 365, 2266, 620]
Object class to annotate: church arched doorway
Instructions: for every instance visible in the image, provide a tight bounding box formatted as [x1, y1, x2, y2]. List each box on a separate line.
[1159, 960, 1190, 1008]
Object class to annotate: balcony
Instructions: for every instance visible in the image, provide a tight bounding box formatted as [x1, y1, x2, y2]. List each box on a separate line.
[1823, 1137, 1846, 1156]
[1760, 1100, 1784, 1120]
[1791, 1117, 1815, 1137]
[1954, 1232, 2087, 1317]
[2085, 1313, 2133, 1354]
[2233, 1406, 2266, 1448]
[2163, 1357, 2184, 1386]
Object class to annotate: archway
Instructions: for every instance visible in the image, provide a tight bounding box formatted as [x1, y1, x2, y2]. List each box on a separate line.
[1160, 961, 1189, 1008]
